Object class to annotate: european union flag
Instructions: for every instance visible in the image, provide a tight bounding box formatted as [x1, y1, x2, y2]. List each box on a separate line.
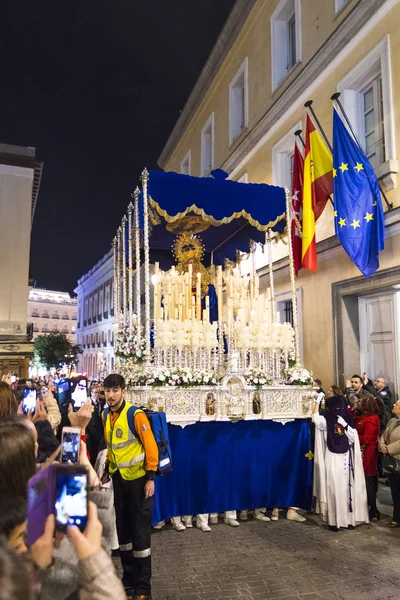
[333, 108, 385, 277]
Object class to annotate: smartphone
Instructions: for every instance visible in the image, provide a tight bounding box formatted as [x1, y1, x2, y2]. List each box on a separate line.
[54, 465, 88, 531]
[70, 379, 87, 411]
[11, 375, 16, 383]
[23, 388, 37, 414]
[61, 427, 81, 464]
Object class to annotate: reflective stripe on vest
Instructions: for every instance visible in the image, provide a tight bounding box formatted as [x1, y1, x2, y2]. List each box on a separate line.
[104, 403, 146, 481]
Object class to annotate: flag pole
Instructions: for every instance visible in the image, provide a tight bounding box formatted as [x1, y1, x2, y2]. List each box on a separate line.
[294, 129, 305, 149]
[331, 92, 393, 210]
[304, 100, 333, 153]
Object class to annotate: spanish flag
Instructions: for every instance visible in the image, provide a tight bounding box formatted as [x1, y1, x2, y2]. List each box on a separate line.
[302, 115, 333, 272]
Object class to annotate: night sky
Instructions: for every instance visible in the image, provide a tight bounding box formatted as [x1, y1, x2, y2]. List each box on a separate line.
[1, 0, 236, 293]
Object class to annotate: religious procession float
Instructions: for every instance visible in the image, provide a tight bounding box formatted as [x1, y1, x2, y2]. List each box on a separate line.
[110, 169, 315, 522]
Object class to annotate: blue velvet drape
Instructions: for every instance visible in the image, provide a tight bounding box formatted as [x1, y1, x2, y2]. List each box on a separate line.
[153, 419, 313, 524]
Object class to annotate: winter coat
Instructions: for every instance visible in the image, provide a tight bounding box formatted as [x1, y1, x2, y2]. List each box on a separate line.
[77, 548, 126, 600]
[355, 414, 380, 476]
[364, 383, 394, 432]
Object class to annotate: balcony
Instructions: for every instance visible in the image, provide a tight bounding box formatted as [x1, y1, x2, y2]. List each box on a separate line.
[31, 312, 40, 318]
[72, 315, 77, 320]
[62, 315, 69, 320]
[42, 314, 50, 319]
[93, 316, 97, 324]
[52, 315, 60, 320]
[103, 341, 107, 347]
[110, 309, 114, 317]
[83, 320, 87, 327]
[88, 318, 92, 325]
[98, 314, 102, 322]
[91, 343, 95, 348]
[77, 322, 80, 329]
[104, 310, 108, 319]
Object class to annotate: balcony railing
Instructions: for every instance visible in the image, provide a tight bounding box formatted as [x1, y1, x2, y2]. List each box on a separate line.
[103, 341, 107, 347]
[52, 315, 60, 319]
[91, 343, 95, 348]
[72, 315, 77, 320]
[62, 315, 69, 320]
[42, 314, 50, 319]
[93, 316, 97, 324]
[104, 310, 108, 319]
[110, 309, 114, 317]
[98, 314, 102, 322]
[83, 320, 87, 327]
[31, 312, 40, 318]
[88, 318, 92, 325]
[77, 322, 80, 329]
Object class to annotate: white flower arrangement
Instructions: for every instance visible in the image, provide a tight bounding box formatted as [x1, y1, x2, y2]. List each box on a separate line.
[244, 368, 272, 389]
[115, 315, 146, 363]
[283, 365, 313, 386]
[127, 365, 218, 388]
[233, 321, 295, 354]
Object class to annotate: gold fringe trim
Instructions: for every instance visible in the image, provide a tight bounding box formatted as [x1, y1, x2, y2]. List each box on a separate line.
[149, 197, 286, 232]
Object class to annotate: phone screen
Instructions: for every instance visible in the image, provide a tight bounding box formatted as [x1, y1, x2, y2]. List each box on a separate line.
[11, 375, 16, 383]
[55, 471, 88, 530]
[61, 430, 80, 464]
[23, 389, 37, 414]
[70, 379, 87, 410]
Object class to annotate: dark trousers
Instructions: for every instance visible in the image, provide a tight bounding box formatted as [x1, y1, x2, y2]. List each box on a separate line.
[365, 475, 378, 513]
[388, 472, 400, 523]
[113, 472, 153, 595]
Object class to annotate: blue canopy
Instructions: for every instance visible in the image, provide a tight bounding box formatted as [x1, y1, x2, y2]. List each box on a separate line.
[139, 169, 286, 268]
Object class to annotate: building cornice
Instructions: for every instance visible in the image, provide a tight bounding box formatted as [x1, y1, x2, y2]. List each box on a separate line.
[75, 249, 113, 293]
[225, 0, 394, 176]
[157, 0, 257, 169]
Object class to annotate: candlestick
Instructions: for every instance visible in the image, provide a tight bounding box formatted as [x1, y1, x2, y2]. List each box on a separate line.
[284, 189, 300, 363]
[196, 272, 201, 320]
[205, 295, 210, 323]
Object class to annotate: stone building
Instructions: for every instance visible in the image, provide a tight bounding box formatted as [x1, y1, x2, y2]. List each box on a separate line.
[0, 143, 43, 377]
[158, 0, 400, 392]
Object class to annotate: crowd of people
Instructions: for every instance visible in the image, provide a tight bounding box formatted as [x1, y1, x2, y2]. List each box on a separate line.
[312, 373, 399, 531]
[0, 368, 398, 600]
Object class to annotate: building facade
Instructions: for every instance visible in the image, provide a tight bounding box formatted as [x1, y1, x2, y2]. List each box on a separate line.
[74, 249, 115, 379]
[0, 143, 43, 378]
[158, 0, 400, 393]
[28, 289, 77, 343]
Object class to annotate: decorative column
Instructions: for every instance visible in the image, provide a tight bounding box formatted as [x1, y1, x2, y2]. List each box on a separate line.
[121, 215, 127, 319]
[141, 168, 151, 362]
[116, 226, 122, 324]
[112, 236, 118, 322]
[285, 188, 301, 364]
[127, 202, 134, 325]
[266, 229, 276, 323]
[133, 187, 141, 345]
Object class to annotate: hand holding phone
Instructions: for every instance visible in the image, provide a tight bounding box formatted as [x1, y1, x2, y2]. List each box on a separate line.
[61, 427, 81, 463]
[67, 501, 102, 560]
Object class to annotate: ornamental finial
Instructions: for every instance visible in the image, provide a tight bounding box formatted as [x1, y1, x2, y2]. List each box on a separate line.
[141, 168, 149, 184]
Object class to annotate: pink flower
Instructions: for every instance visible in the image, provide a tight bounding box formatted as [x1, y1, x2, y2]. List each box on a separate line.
[177, 379, 181, 385]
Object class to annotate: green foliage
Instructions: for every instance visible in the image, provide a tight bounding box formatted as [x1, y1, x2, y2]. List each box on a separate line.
[34, 332, 82, 370]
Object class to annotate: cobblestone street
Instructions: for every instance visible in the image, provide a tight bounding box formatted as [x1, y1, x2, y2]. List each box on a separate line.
[115, 487, 400, 600]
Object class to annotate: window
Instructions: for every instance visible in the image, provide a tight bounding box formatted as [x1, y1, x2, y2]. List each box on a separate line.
[337, 37, 397, 186]
[271, 0, 301, 90]
[229, 58, 249, 145]
[272, 121, 302, 188]
[276, 288, 303, 361]
[180, 150, 191, 175]
[99, 289, 104, 316]
[200, 113, 215, 177]
[361, 77, 385, 170]
[105, 286, 110, 315]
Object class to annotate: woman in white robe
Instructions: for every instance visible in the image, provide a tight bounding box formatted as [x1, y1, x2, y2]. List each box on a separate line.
[312, 394, 369, 530]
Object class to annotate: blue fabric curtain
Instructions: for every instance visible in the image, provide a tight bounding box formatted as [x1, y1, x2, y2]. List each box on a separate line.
[153, 419, 313, 524]
[148, 170, 286, 231]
